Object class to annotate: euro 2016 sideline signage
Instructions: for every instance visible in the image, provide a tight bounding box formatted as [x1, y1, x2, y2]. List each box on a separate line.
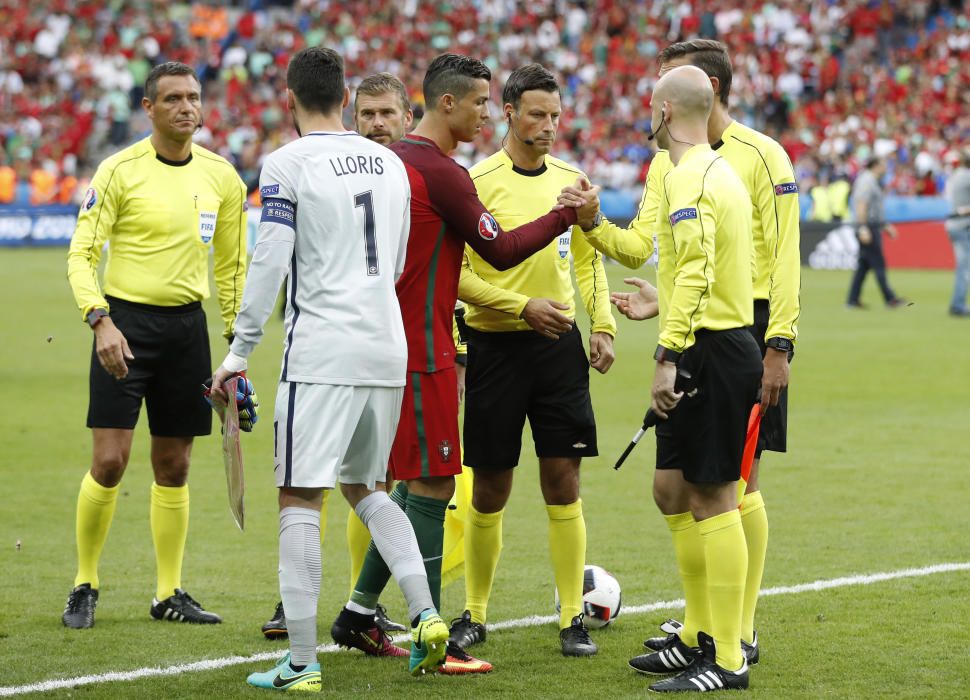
[0, 205, 77, 246]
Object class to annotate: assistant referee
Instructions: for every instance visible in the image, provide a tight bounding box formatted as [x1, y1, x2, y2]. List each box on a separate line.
[570, 40, 800, 665]
[64, 62, 247, 629]
[625, 66, 761, 693]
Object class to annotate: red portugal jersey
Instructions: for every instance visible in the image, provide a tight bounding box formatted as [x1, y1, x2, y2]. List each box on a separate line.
[390, 135, 577, 373]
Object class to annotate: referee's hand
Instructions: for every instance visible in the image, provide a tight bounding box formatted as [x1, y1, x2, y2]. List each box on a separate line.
[589, 332, 615, 374]
[651, 360, 682, 420]
[93, 317, 134, 380]
[611, 277, 659, 321]
[761, 347, 790, 411]
[521, 297, 573, 339]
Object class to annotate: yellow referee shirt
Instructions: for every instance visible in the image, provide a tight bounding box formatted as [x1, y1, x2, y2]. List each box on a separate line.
[583, 153, 665, 268]
[656, 145, 753, 353]
[713, 120, 800, 341]
[585, 122, 800, 343]
[459, 150, 615, 336]
[67, 137, 248, 337]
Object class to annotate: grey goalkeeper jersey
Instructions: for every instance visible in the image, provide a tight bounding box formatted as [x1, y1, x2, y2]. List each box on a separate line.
[230, 131, 411, 386]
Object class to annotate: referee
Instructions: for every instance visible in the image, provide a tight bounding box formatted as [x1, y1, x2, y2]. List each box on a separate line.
[623, 66, 761, 692]
[448, 63, 614, 658]
[568, 39, 800, 664]
[64, 62, 247, 629]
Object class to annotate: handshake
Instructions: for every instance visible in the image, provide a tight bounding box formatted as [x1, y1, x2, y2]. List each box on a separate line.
[555, 176, 602, 231]
[204, 373, 259, 432]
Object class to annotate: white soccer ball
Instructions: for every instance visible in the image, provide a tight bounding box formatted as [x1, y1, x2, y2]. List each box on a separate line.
[554, 564, 622, 629]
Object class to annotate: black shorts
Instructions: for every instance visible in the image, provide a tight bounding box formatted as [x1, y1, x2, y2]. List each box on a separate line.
[463, 325, 597, 470]
[747, 299, 791, 456]
[87, 296, 213, 437]
[656, 328, 762, 484]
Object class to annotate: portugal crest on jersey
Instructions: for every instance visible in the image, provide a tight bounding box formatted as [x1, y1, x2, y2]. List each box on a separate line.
[439, 440, 454, 462]
[478, 212, 499, 240]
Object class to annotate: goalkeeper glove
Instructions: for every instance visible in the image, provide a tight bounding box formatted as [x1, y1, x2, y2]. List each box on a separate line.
[234, 376, 259, 431]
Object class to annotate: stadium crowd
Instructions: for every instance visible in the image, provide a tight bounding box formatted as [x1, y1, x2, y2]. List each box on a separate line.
[0, 0, 967, 207]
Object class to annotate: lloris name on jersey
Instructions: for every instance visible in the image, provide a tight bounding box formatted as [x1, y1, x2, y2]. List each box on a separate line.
[330, 154, 385, 178]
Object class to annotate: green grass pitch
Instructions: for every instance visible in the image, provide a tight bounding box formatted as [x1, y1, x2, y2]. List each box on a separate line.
[1, 248, 968, 698]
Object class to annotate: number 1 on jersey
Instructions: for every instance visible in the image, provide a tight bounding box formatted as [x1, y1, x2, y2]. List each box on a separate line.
[355, 190, 379, 276]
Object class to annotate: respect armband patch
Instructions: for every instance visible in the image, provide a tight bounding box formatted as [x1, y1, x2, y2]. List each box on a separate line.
[260, 184, 280, 197]
[669, 207, 698, 226]
[261, 198, 296, 229]
[774, 182, 799, 196]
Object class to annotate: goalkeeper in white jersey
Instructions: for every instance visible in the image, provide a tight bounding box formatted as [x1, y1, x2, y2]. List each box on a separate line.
[209, 47, 449, 692]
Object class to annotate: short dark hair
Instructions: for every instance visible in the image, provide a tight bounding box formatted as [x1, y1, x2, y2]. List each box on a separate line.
[502, 63, 559, 110]
[145, 62, 199, 102]
[658, 39, 733, 107]
[355, 72, 410, 113]
[423, 54, 491, 110]
[864, 156, 883, 170]
[287, 47, 345, 115]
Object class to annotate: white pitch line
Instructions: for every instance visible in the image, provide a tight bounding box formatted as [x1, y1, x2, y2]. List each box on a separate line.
[2, 561, 968, 697]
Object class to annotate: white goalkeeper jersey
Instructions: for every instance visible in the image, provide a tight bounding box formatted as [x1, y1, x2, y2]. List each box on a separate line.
[230, 130, 411, 387]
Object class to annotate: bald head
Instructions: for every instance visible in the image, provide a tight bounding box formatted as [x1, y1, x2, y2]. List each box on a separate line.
[654, 65, 714, 121]
[650, 65, 714, 153]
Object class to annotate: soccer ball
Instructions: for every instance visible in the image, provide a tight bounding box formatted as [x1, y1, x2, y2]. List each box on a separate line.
[554, 564, 622, 629]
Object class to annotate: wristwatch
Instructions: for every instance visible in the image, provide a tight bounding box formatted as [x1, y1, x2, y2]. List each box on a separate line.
[86, 308, 109, 328]
[583, 211, 603, 232]
[765, 337, 794, 353]
[653, 344, 681, 364]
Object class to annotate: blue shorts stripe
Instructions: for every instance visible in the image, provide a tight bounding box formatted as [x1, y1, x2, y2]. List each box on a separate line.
[281, 253, 300, 379]
[284, 383, 297, 488]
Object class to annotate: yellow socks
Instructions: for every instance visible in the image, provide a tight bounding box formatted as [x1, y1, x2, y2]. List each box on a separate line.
[150, 483, 189, 601]
[464, 504, 504, 625]
[739, 491, 768, 644]
[547, 500, 586, 629]
[698, 510, 748, 671]
[74, 472, 120, 589]
[346, 506, 371, 597]
[665, 512, 710, 648]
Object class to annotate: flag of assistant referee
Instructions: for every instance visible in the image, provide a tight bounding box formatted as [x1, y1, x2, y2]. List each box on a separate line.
[63, 62, 247, 629]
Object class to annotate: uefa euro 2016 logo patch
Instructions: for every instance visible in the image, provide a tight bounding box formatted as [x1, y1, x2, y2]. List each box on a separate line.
[478, 212, 499, 240]
[774, 182, 799, 196]
[81, 187, 97, 211]
[669, 207, 698, 226]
